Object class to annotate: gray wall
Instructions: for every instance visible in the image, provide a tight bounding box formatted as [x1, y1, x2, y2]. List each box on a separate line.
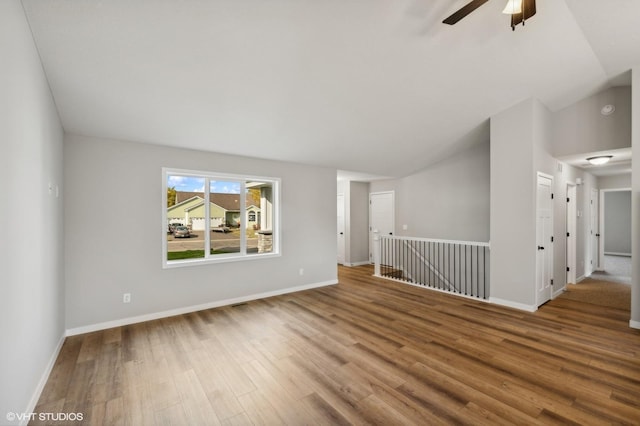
[552, 86, 631, 157]
[0, 1, 65, 420]
[337, 179, 371, 266]
[604, 191, 631, 255]
[599, 173, 631, 190]
[490, 98, 538, 309]
[488, 98, 597, 309]
[370, 139, 490, 242]
[64, 134, 338, 329]
[347, 181, 370, 265]
[631, 66, 640, 328]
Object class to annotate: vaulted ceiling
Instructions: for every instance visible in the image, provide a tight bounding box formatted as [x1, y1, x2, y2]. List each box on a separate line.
[21, 0, 640, 178]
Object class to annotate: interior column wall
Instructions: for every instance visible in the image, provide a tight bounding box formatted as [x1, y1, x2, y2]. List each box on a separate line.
[490, 98, 575, 310]
[490, 99, 537, 310]
[631, 67, 640, 328]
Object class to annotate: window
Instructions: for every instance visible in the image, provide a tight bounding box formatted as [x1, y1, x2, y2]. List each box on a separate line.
[163, 168, 280, 267]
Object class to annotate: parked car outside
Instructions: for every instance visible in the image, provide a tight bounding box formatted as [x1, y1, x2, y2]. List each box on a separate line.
[168, 223, 184, 233]
[173, 226, 191, 238]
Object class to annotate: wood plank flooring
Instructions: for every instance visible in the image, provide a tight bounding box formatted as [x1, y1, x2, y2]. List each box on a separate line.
[32, 265, 640, 425]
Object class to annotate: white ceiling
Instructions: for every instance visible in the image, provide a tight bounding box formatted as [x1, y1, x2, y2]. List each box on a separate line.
[21, 0, 640, 178]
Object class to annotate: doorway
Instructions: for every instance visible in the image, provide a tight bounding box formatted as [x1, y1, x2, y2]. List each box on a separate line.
[592, 188, 632, 284]
[566, 183, 577, 285]
[337, 193, 345, 265]
[587, 188, 600, 275]
[536, 173, 554, 306]
[369, 191, 394, 263]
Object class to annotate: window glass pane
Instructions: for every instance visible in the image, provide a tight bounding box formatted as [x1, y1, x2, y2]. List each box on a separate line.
[167, 175, 205, 261]
[164, 169, 278, 267]
[247, 181, 274, 254]
[210, 180, 241, 255]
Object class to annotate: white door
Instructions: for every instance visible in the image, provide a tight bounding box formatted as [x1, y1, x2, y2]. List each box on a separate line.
[590, 188, 599, 273]
[566, 184, 577, 285]
[536, 174, 554, 306]
[369, 191, 394, 262]
[337, 193, 345, 265]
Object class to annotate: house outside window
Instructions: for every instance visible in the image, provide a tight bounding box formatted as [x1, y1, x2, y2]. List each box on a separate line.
[163, 168, 280, 267]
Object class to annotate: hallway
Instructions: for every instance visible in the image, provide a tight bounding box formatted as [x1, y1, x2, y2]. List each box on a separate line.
[559, 255, 632, 311]
[591, 254, 631, 285]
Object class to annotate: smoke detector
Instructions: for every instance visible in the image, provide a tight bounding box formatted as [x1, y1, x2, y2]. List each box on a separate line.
[601, 104, 615, 116]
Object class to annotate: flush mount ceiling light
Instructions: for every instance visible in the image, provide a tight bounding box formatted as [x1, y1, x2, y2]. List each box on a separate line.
[601, 104, 616, 116]
[586, 155, 613, 166]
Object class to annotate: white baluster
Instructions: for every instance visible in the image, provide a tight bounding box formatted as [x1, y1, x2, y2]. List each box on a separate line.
[373, 230, 381, 277]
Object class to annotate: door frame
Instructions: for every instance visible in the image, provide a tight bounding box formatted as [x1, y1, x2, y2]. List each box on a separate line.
[369, 191, 395, 263]
[566, 183, 577, 285]
[337, 193, 346, 265]
[536, 172, 554, 307]
[599, 187, 632, 269]
[589, 187, 599, 274]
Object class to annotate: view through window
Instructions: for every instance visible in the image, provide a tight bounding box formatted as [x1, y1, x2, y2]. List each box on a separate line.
[164, 169, 278, 266]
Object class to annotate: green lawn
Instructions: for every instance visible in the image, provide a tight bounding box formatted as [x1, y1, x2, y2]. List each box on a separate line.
[167, 249, 227, 260]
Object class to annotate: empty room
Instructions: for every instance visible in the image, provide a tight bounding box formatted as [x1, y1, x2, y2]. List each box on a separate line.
[2, 0, 640, 425]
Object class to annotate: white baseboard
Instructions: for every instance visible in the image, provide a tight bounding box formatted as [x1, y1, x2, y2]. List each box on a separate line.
[552, 287, 565, 298]
[343, 261, 370, 267]
[66, 279, 338, 336]
[576, 275, 586, 283]
[21, 332, 66, 425]
[630, 319, 640, 330]
[489, 297, 537, 312]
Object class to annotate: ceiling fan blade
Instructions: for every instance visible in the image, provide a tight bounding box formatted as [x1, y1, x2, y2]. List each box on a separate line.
[510, 0, 536, 28]
[442, 0, 491, 25]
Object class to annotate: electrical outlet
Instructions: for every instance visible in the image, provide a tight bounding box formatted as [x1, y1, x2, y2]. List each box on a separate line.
[299, 268, 304, 276]
[123, 293, 131, 303]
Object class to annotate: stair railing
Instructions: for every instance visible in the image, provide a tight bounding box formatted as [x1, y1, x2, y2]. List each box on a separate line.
[373, 231, 490, 300]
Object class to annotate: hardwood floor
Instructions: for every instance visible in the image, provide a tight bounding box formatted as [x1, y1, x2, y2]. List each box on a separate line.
[33, 265, 640, 425]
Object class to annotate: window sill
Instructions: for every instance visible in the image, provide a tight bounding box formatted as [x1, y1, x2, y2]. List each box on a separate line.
[163, 252, 281, 269]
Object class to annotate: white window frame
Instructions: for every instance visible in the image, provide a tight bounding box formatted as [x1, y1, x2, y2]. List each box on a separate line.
[162, 167, 281, 268]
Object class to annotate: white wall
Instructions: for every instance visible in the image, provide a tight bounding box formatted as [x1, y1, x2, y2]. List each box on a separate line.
[489, 98, 597, 309]
[631, 67, 640, 328]
[599, 173, 631, 190]
[490, 99, 537, 309]
[533, 100, 571, 293]
[370, 139, 490, 242]
[0, 1, 65, 421]
[552, 86, 631, 157]
[64, 134, 337, 330]
[551, 86, 633, 285]
[470, 86, 631, 311]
